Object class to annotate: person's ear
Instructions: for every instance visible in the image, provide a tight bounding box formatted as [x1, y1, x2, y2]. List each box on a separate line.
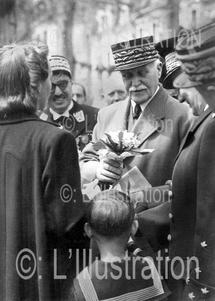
[84, 222, 93, 239]
[157, 60, 163, 79]
[131, 219, 139, 236]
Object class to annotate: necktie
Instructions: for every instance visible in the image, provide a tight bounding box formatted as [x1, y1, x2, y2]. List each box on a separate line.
[55, 116, 65, 124]
[133, 104, 142, 119]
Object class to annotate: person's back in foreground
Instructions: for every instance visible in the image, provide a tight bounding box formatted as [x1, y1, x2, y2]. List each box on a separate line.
[69, 190, 169, 301]
[0, 42, 83, 301]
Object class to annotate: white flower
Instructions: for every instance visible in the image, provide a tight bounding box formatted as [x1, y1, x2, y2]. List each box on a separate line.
[188, 292, 195, 299]
[104, 130, 140, 151]
[200, 241, 207, 248]
[105, 131, 120, 144]
[201, 287, 209, 294]
[98, 149, 109, 159]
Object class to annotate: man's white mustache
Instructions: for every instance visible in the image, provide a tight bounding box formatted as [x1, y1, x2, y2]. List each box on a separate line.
[129, 87, 147, 92]
[207, 85, 215, 91]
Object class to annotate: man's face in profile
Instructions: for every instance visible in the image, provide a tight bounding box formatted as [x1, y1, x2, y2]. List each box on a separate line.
[179, 87, 206, 116]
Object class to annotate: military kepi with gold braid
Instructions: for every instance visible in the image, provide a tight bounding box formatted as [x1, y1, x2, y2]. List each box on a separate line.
[111, 36, 159, 71]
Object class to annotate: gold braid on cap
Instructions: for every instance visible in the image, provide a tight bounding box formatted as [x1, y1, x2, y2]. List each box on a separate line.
[182, 56, 215, 84]
[113, 46, 158, 68]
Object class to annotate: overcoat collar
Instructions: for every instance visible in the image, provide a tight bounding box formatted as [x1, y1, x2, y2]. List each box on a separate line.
[103, 98, 130, 132]
[175, 107, 213, 162]
[0, 104, 38, 125]
[189, 107, 213, 133]
[130, 86, 167, 148]
[0, 103, 57, 127]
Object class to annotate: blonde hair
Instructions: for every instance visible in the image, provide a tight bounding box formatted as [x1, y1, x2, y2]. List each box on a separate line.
[0, 41, 49, 113]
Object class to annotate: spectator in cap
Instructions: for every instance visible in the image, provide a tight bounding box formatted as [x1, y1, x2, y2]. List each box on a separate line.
[80, 36, 193, 252]
[168, 22, 215, 301]
[40, 55, 98, 151]
[102, 72, 127, 106]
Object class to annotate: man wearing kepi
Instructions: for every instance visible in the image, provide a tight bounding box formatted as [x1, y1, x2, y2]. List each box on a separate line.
[168, 22, 215, 301]
[40, 55, 98, 151]
[80, 36, 193, 251]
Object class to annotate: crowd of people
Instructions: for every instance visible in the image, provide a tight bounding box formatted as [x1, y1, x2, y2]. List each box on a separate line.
[0, 20, 215, 301]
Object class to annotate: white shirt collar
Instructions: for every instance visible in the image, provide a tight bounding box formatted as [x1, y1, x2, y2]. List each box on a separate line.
[49, 101, 74, 120]
[131, 86, 159, 114]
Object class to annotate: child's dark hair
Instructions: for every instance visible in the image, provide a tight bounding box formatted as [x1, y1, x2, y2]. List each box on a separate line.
[87, 189, 134, 237]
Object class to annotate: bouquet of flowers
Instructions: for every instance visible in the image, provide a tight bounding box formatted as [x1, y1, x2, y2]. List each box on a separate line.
[92, 130, 153, 190]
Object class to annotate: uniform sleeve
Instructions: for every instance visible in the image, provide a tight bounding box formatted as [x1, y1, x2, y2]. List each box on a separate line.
[185, 120, 215, 298]
[42, 130, 84, 236]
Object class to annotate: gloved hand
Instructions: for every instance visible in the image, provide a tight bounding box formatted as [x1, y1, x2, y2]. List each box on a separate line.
[96, 151, 123, 184]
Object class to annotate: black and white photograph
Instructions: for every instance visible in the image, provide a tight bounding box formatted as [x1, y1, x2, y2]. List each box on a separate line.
[0, 0, 215, 300]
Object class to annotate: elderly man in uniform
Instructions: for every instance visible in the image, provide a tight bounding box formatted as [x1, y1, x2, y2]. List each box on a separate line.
[80, 36, 193, 251]
[40, 55, 98, 151]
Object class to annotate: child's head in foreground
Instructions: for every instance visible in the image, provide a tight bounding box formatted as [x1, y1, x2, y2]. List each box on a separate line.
[85, 189, 138, 245]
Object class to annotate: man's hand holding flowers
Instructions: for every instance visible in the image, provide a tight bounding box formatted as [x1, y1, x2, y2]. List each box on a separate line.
[96, 151, 123, 184]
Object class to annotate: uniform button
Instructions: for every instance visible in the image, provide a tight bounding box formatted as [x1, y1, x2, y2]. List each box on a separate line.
[169, 213, 173, 219]
[167, 234, 172, 241]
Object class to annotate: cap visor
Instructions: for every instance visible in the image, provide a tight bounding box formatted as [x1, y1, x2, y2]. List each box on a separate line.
[173, 72, 200, 88]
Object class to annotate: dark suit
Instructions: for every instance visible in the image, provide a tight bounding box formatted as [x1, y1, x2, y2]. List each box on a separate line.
[41, 101, 98, 150]
[168, 108, 215, 300]
[0, 107, 83, 301]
